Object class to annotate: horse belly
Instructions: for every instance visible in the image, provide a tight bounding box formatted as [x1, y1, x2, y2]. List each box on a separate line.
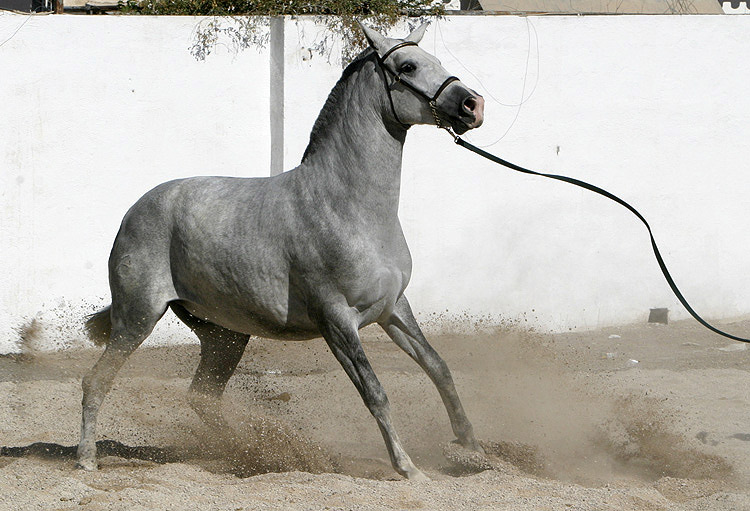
[179, 299, 319, 340]
[170, 248, 318, 339]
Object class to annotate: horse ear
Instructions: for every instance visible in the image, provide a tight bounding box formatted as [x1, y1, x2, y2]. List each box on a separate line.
[404, 22, 429, 43]
[359, 22, 388, 54]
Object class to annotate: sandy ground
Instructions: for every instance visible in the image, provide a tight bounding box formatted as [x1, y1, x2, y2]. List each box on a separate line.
[2, 316, 750, 510]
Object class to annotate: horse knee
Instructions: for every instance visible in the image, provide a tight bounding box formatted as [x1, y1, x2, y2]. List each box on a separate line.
[423, 355, 452, 384]
[364, 386, 390, 419]
[81, 373, 93, 396]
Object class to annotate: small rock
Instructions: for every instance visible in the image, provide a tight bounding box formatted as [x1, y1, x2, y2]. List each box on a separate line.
[718, 344, 746, 352]
[268, 392, 292, 402]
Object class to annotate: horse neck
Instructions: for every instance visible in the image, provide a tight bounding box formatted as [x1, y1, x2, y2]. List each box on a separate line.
[300, 57, 407, 218]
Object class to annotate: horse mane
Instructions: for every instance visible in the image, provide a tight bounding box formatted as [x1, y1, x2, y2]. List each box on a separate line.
[301, 48, 378, 163]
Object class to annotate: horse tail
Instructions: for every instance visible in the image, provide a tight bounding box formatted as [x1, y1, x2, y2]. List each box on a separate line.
[85, 306, 112, 346]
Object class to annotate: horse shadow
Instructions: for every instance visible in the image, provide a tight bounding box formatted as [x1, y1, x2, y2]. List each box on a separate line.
[0, 440, 180, 465]
[0, 440, 495, 479]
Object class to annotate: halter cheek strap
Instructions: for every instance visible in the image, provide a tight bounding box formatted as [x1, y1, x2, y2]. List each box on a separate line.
[376, 41, 460, 131]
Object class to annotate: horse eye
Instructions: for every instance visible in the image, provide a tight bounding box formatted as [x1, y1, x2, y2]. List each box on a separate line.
[400, 63, 416, 74]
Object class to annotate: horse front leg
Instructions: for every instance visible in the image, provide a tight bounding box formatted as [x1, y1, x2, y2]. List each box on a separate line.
[315, 305, 428, 481]
[379, 294, 483, 453]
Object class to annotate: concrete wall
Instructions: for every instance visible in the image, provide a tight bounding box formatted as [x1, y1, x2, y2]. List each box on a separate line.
[1, 13, 748, 352]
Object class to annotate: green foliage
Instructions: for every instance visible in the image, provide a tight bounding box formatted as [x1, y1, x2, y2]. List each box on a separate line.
[118, 0, 444, 63]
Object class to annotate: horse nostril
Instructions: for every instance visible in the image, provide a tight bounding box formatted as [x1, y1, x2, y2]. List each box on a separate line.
[463, 97, 477, 114]
[465, 95, 484, 127]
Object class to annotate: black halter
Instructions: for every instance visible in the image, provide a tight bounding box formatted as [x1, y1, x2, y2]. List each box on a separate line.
[376, 41, 460, 129]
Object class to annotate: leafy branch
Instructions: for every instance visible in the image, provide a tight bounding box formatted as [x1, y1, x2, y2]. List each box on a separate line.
[118, 0, 444, 64]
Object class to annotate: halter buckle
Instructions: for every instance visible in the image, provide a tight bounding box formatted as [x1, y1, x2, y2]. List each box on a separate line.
[389, 74, 401, 91]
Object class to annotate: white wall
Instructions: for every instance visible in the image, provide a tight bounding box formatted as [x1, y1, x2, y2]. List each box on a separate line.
[1, 13, 748, 352]
[400, 15, 750, 332]
[0, 14, 270, 351]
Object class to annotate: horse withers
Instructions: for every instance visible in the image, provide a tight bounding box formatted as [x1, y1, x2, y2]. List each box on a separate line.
[79, 22, 485, 481]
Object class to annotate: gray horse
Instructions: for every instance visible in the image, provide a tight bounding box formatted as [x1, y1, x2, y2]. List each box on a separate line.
[78, 23, 485, 480]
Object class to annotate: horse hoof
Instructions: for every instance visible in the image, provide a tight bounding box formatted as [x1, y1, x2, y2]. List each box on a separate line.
[453, 437, 485, 454]
[76, 459, 98, 471]
[405, 468, 430, 481]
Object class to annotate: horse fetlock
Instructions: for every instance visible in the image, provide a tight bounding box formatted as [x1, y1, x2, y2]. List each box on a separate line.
[188, 391, 232, 429]
[187, 389, 220, 411]
[390, 450, 427, 481]
[402, 465, 430, 482]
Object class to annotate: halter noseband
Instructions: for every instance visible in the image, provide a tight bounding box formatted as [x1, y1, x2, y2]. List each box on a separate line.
[376, 41, 460, 136]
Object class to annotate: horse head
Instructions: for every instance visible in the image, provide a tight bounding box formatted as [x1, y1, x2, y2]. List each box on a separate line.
[361, 22, 484, 135]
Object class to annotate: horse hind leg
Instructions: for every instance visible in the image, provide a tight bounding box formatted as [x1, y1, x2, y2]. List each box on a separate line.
[170, 303, 249, 432]
[77, 298, 169, 470]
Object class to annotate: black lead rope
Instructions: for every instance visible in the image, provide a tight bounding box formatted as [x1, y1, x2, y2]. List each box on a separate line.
[374, 40, 745, 342]
[453, 135, 750, 344]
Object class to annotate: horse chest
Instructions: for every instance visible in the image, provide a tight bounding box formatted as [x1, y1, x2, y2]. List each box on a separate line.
[286, 224, 410, 319]
[321, 238, 411, 317]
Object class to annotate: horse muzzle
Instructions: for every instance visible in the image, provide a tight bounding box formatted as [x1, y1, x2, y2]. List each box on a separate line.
[462, 94, 484, 129]
[444, 88, 484, 134]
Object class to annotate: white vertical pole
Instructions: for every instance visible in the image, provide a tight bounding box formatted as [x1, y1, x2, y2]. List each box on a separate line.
[269, 16, 285, 176]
